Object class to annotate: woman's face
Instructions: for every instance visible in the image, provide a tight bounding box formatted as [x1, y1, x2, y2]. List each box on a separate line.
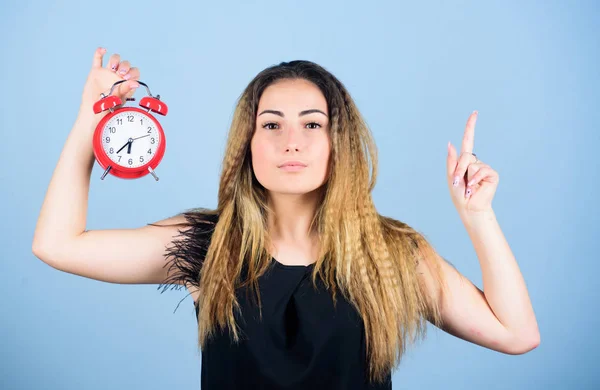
[250, 78, 331, 195]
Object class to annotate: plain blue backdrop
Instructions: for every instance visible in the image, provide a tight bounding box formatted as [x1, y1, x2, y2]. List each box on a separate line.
[1, 0, 598, 389]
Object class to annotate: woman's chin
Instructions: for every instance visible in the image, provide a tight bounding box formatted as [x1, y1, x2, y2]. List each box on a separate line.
[265, 184, 323, 197]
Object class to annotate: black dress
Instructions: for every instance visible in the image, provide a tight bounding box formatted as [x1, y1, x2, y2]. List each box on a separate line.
[159, 212, 393, 389]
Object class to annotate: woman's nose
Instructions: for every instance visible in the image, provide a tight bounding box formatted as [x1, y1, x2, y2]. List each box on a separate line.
[284, 126, 301, 151]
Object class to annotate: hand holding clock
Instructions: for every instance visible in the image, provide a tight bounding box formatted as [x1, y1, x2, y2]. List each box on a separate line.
[80, 47, 141, 122]
[83, 47, 167, 180]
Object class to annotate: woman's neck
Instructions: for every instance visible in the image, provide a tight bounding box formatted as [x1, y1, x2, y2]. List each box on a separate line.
[266, 189, 321, 243]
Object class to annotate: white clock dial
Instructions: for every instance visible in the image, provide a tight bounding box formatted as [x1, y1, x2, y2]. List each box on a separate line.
[101, 111, 161, 168]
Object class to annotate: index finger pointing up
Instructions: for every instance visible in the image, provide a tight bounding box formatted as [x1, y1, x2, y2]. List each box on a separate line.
[92, 47, 106, 68]
[461, 110, 478, 154]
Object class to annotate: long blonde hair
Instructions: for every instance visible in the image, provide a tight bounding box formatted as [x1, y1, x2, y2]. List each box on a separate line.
[160, 60, 447, 384]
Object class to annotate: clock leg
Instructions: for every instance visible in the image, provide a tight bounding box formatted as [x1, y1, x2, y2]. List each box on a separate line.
[101, 165, 112, 180]
[148, 166, 159, 181]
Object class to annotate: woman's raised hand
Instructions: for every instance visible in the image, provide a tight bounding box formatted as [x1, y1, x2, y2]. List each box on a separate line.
[80, 47, 141, 114]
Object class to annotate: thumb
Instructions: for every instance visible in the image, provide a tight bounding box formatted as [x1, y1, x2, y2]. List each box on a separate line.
[92, 47, 106, 69]
[446, 141, 458, 178]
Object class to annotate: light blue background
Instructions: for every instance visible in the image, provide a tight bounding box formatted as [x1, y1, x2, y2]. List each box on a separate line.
[1, 0, 597, 389]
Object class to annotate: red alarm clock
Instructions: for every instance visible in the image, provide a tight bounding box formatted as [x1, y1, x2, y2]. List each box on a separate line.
[92, 80, 168, 181]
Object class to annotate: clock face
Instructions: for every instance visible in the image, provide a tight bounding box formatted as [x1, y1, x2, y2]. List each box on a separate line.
[101, 111, 161, 168]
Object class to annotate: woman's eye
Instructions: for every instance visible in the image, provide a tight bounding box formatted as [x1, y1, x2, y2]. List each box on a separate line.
[262, 122, 322, 130]
[263, 122, 279, 130]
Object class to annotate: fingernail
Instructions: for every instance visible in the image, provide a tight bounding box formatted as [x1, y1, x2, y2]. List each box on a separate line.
[473, 110, 478, 115]
[467, 179, 474, 186]
[123, 73, 131, 80]
[447, 141, 451, 154]
[453, 176, 459, 187]
[111, 63, 117, 70]
[466, 187, 472, 198]
[119, 68, 128, 75]
[130, 82, 139, 88]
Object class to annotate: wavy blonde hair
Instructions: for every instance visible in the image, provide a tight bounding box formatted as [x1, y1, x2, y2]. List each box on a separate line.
[162, 60, 447, 384]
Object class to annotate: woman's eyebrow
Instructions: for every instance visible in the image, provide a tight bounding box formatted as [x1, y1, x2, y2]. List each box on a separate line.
[258, 109, 328, 118]
[299, 109, 328, 117]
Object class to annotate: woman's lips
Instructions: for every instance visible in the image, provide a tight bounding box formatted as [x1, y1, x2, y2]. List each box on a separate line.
[278, 161, 307, 171]
[279, 165, 307, 171]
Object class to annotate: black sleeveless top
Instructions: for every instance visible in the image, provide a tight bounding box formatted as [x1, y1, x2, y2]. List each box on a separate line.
[159, 212, 392, 389]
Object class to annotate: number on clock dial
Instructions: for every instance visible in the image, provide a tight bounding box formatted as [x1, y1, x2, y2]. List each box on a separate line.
[102, 111, 160, 168]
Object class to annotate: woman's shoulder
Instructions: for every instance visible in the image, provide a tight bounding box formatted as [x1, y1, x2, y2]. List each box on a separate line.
[157, 207, 219, 294]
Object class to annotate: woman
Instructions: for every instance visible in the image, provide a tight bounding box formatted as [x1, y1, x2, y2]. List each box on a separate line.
[32, 47, 540, 389]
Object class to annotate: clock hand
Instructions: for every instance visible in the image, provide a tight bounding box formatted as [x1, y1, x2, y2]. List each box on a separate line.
[131, 134, 150, 141]
[116, 140, 131, 154]
[115, 135, 149, 155]
[126, 134, 150, 154]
